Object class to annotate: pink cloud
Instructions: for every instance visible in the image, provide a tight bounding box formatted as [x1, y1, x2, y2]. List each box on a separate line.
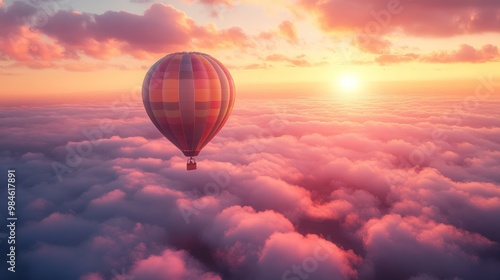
[422, 44, 499, 63]
[242, 62, 270, 69]
[0, 2, 254, 63]
[258, 232, 360, 279]
[37, 3, 253, 58]
[199, 206, 295, 272]
[197, 0, 234, 6]
[257, 20, 302, 47]
[374, 44, 499, 65]
[375, 52, 420, 65]
[359, 214, 495, 279]
[194, 0, 236, 18]
[0, 2, 65, 62]
[3, 93, 500, 279]
[208, 206, 294, 242]
[131, 249, 221, 280]
[264, 53, 327, 67]
[90, 189, 126, 205]
[80, 273, 104, 280]
[354, 35, 392, 54]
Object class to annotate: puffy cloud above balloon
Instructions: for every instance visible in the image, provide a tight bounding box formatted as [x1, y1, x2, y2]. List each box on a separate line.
[0, 1, 66, 62]
[130, 249, 222, 280]
[0, 1, 258, 65]
[375, 44, 500, 65]
[37, 3, 253, 59]
[295, 0, 500, 58]
[258, 232, 361, 280]
[278, 20, 299, 45]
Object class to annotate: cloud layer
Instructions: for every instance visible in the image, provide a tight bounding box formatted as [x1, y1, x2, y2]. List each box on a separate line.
[1, 89, 500, 279]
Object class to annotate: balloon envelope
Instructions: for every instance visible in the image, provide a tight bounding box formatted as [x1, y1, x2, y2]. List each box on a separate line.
[142, 52, 235, 158]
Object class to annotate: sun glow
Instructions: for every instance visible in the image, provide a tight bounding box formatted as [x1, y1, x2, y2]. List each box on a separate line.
[337, 73, 361, 92]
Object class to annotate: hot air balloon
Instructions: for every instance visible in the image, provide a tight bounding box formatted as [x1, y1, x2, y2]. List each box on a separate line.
[142, 52, 235, 170]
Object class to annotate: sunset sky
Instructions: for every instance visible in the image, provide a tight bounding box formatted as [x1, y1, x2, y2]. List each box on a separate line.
[1, 1, 500, 280]
[1, 0, 499, 103]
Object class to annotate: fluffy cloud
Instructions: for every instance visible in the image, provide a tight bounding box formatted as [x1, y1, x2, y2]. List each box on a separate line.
[279, 20, 299, 45]
[195, 0, 236, 17]
[297, 0, 500, 37]
[0, 1, 66, 62]
[131, 249, 222, 280]
[259, 232, 360, 279]
[0, 1, 254, 63]
[359, 214, 497, 280]
[1, 90, 500, 279]
[422, 44, 499, 63]
[353, 35, 392, 54]
[257, 20, 301, 46]
[296, 0, 500, 61]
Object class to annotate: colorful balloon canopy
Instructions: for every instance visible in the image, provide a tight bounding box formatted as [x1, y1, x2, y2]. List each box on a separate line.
[142, 52, 235, 170]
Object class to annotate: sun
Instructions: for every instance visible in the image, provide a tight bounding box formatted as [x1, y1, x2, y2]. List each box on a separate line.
[337, 73, 360, 92]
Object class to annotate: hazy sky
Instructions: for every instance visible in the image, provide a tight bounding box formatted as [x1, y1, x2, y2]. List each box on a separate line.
[1, 0, 499, 103]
